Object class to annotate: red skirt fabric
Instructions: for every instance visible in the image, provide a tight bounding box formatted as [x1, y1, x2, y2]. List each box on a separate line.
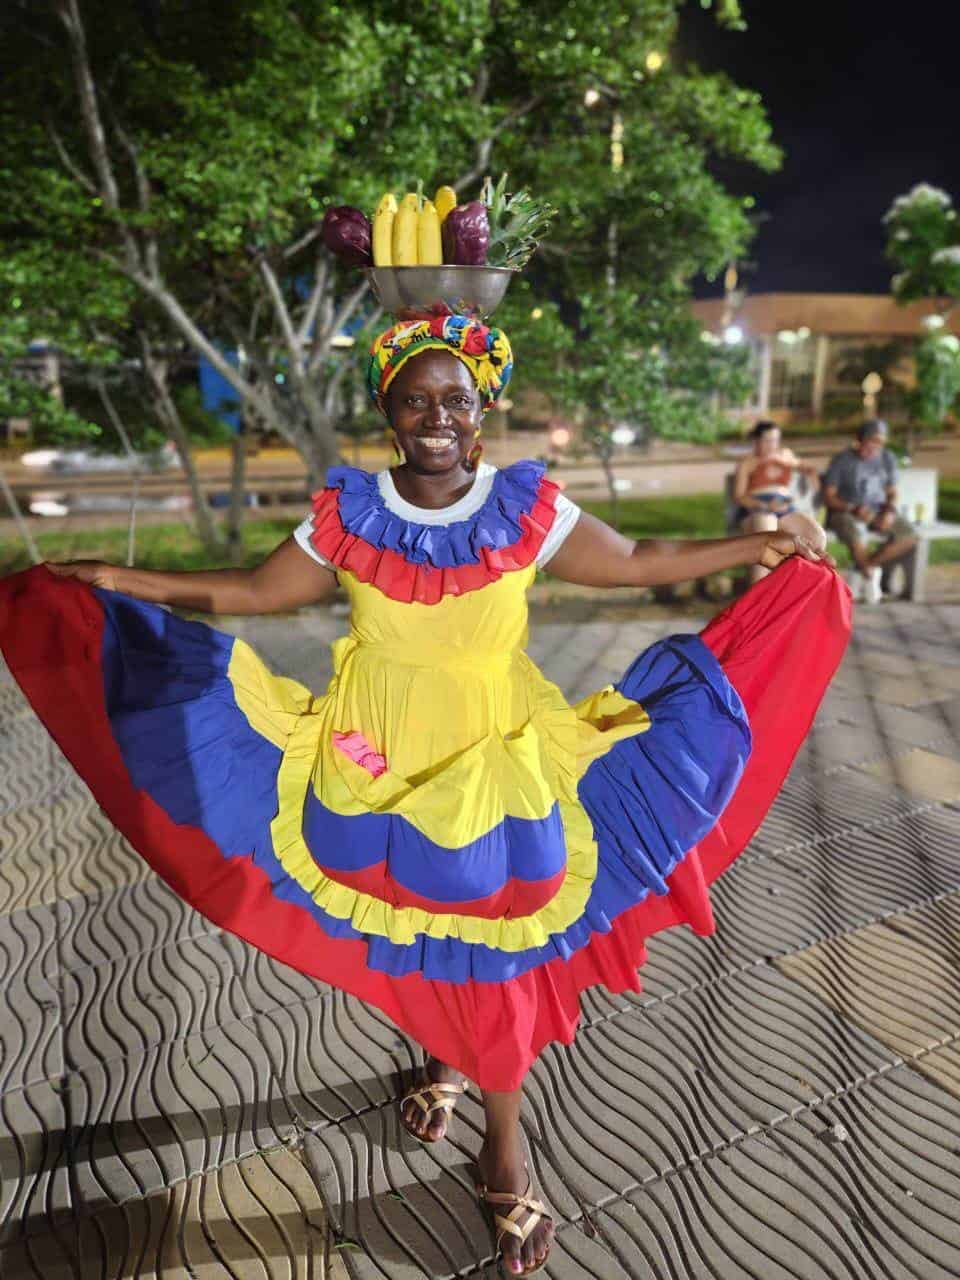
[0, 559, 850, 1090]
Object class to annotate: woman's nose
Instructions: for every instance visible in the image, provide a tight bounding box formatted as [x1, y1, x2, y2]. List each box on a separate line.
[424, 400, 451, 426]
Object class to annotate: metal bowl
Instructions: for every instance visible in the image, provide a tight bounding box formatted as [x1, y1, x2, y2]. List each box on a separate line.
[364, 266, 515, 321]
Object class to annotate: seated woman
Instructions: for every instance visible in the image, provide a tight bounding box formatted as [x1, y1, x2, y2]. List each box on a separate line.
[734, 420, 822, 581]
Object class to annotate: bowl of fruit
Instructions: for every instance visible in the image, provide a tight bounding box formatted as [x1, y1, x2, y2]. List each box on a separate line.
[321, 177, 554, 321]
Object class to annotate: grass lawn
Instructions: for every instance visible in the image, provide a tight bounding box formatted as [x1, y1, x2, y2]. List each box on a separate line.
[2, 489, 959, 574]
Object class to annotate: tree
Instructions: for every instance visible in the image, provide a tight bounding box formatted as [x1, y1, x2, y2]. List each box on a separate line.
[1, 0, 776, 490]
[885, 183, 960, 446]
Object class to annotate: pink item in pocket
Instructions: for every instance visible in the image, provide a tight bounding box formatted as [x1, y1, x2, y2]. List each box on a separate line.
[333, 730, 388, 777]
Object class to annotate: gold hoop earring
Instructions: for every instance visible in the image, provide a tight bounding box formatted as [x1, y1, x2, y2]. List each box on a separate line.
[465, 427, 483, 472]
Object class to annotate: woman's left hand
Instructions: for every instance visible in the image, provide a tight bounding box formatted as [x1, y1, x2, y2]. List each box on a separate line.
[759, 531, 835, 573]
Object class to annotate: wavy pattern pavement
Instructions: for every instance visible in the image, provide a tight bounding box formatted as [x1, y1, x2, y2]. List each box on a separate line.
[1, 600, 960, 1277]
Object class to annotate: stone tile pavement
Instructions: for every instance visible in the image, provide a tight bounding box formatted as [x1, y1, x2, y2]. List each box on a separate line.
[2, 593, 960, 1277]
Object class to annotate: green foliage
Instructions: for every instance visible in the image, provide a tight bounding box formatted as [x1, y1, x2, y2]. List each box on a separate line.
[885, 183, 960, 434]
[0, 372, 102, 445]
[940, 476, 960, 522]
[581, 493, 726, 537]
[909, 332, 960, 433]
[0, 0, 777, 454]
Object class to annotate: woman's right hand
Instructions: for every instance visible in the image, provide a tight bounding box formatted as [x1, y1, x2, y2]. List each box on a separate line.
[45, 560, 122, 591]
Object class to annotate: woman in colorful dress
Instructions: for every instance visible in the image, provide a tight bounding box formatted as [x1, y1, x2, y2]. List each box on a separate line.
[0, 318, 849, 1277]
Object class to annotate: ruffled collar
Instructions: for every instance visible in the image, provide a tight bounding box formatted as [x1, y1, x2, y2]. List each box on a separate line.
[307, 459, 560, 604]
[325, 460, 551, 569]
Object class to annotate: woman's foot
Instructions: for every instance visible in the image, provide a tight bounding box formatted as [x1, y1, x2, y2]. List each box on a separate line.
[477, 1135, 554, 1275]
[399, 1056, 467, 1143]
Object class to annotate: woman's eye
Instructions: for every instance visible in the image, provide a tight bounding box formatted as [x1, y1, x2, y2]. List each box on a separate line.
[449, 397, 470, 408]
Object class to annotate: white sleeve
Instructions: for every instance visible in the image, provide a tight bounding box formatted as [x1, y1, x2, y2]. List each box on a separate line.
[536, 491, 582, 567]
[293, 514, 337, 571]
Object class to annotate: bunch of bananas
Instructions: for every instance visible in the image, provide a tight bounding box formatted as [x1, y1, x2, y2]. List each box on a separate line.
[372, 186, 457, 267]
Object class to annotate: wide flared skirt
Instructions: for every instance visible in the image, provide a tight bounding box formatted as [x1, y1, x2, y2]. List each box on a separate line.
[0, 561, 850, 1089]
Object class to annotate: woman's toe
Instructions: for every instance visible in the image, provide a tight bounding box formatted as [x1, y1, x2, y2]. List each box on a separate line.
[502, 1239, 522, 1273]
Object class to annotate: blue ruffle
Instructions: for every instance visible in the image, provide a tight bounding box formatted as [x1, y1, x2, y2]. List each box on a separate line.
[326, 460, 548, 568]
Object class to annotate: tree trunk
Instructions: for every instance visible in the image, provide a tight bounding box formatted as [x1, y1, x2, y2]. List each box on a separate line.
[227, 426, 247, 566]
[139, 340, 225, 554]
[94, 378, 140, 567]
[0, 466, 41, 564]
[599, 446, 619, 530]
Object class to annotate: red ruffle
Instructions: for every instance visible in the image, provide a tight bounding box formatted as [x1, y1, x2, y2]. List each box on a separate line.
[308, 477, 561, 604]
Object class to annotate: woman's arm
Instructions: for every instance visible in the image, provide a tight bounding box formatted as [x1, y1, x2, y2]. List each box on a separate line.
[543, 511, 828, 589]
[45, 536, 339, 614]
[732, 458, 756, 505]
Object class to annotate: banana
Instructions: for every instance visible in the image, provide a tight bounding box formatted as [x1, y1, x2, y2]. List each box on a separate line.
[372, 192, 397, 267]
[392, 193, 420, 265]
[418, 199, 443, 265]
[434, 185, 457, 224]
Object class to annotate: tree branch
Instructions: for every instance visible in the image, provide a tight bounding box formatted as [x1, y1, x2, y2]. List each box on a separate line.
[46, 123, 96, 193]
[113, 119, 160, 279]
[256, 254, 305, 380]
[308, 277, 369, 374]
[454, 137, 493, 193]
[295, 257, 330, 346]
[283, 224, 324, 261]
[322, 356, 351, 419]
[55, 0, 141, 274]
[111, 254, 275, 420]
[55, 0, 120, 211]
[454, 95, 544, 191]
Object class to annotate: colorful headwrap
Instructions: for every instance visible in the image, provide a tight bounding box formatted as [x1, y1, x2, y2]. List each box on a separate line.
[367, 315, 514, 413]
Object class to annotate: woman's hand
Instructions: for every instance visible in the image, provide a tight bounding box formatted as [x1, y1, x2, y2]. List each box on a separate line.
[759, 511, 833, 571]
[45, 560, 122, 591]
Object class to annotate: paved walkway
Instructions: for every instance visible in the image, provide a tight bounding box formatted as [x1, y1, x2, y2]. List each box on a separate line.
[2, 594, 960, 1278]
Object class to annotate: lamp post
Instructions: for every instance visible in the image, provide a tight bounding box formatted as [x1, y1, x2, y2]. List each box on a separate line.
[861, 370, 883, 418]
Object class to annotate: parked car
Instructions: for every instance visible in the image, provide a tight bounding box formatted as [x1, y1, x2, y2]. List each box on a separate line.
[20, 440, 179, 474]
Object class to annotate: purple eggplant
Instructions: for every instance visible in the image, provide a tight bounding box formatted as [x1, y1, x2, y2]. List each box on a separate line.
[442, 201, 489, 266]
[321, 206, 372, 268]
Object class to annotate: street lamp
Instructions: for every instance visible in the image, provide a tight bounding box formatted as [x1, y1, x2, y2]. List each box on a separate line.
[861, 370, 883, 417]
[645, 50, 665, 73]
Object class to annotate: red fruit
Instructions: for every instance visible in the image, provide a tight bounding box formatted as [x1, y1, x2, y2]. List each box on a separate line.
[321, 206, 373, 268]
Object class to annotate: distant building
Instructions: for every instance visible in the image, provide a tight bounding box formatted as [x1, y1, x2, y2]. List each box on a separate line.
[692, 293, 960, 426]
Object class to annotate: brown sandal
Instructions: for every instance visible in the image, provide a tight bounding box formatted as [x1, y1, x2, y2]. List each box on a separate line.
[478, 1173, 554, 1276]
[399, 1074, 468, 1144]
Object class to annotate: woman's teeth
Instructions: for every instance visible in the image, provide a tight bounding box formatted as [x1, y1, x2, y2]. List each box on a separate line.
[418, 436, 456, 451]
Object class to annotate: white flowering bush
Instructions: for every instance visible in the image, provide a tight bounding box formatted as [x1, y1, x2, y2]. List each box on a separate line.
[886, 183, 960, 436]
[910, 332, 960, 431]
[885, 183, 960, 302]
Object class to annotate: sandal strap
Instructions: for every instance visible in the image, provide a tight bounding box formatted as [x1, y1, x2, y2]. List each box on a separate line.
[478, 1177, 552, 1247]
[402, 1079, 467, 1119]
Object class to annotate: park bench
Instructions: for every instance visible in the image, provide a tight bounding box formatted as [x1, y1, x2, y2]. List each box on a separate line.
[721, 466, 960, 603]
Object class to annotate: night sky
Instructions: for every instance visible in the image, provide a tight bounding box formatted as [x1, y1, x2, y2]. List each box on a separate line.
[684, 0, 956, 297]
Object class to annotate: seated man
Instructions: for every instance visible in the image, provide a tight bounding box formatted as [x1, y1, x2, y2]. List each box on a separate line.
[822, 419, 917, 604]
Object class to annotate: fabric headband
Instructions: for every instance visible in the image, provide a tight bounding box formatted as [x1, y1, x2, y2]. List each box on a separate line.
[367, 316, 514, 413]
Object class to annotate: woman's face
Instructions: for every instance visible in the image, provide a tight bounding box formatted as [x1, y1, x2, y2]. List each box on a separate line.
[383, 350, 481, 473]
[755, 427, 780, 457]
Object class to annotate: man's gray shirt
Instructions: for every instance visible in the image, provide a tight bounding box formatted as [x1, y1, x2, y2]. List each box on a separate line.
[824, 447, 897, 509]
